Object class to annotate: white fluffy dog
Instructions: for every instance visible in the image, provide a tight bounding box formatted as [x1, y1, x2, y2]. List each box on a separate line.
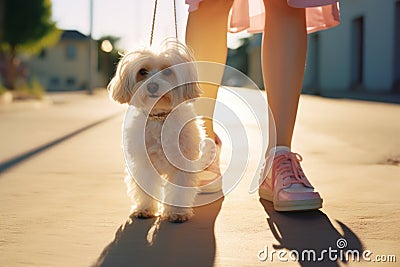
[108, 40, 214, 223]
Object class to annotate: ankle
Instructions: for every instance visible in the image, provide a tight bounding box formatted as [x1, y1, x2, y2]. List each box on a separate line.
[268, 146, 291, 157]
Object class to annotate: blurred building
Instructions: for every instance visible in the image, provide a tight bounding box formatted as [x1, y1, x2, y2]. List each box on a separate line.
[303, 0, 400, 94]
[246, 34, 263, 89]
[229, 0, 400, 95]
[225, 34, 263, 89]
[28, 30, 102, 91]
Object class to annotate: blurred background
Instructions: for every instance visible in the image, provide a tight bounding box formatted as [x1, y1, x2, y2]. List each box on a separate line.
[0, 0, 250, 100]
[0, 0, 399, 102]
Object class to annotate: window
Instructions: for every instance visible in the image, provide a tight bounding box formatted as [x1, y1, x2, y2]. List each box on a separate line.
[66, 44, 77, 60]
[66, 77, 76, 87]
[309, 33, 320, 93]
[394, 1, 400, 91]
[49, 77, 60, 90]
[351, 16, 364, 89]
[50, 77, 60, 86]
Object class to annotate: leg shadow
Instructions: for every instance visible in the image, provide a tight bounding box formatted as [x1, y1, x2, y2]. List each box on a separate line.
[259, 199, 363, 266]
[93, 196, 224, 267]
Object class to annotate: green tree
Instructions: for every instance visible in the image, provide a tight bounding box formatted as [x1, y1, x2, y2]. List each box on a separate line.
[98, 36, 121, 85]
[1, 0, 60, 89]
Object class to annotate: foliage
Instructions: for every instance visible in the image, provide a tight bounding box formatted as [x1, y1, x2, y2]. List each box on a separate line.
[0, 82, 6, 94]
[3, 0, 59, 52]
[19, 28, 62, 55]
[98, 36, 121, 84]
[1, 0, 60, 89]
[14, 78, 45, 100]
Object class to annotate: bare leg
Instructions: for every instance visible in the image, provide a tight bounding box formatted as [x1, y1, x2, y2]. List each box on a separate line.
[186, 0, 233, 140]
[262, 0, 307, 147]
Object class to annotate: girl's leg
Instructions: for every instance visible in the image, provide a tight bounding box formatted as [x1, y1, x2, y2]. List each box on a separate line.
[185, 0, 233, 140]
[259, 1, 322, 211]
[262, 0, 307, 147]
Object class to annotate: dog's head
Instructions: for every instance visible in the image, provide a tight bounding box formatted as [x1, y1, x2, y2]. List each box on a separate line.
[107, 40, 202, 113]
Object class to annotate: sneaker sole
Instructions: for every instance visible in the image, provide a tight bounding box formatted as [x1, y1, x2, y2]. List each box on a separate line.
[259, 188, 323, 212]
[198, 179, 222, 194]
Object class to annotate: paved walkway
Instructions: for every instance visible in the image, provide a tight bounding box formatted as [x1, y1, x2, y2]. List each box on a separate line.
[0, 89, 399, 266]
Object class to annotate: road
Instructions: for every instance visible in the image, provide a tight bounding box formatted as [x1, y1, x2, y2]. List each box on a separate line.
[0, 89, 399, 266]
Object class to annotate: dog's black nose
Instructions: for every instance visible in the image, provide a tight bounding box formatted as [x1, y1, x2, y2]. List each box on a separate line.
[147, 82, 159, 94]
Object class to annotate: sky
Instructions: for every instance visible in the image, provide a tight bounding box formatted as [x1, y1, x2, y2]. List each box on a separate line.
[51, 0, 251, 51]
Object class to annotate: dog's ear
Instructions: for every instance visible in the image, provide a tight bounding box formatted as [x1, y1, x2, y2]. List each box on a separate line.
[107, 54, 136, 104]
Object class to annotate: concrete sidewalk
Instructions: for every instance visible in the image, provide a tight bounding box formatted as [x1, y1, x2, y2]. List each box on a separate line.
[0, 90, 125, 170]
[0, 88, 399, 266]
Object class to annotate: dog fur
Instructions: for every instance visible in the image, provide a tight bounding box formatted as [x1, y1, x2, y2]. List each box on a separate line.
[108, 40, 213, 223]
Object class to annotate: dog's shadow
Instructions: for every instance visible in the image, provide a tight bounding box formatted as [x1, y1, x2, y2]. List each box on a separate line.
[93, 196, 224, 267]
[259, 199, 363, 266]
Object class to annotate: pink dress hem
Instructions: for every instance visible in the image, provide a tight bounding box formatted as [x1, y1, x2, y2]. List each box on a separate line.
[186, 0, 340, 34]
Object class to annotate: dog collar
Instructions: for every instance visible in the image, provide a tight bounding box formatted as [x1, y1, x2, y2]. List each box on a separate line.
[145, 111, 170, 121]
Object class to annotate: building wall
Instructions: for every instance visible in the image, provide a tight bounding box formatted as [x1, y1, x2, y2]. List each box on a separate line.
[29, 39, 102, 91]
[247, 34, 264, 89]
[304, 0, 398, 93]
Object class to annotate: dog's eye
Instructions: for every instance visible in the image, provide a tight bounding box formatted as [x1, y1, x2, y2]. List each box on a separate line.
[139, 68, 148, 76]
[162, 68, 172, 76]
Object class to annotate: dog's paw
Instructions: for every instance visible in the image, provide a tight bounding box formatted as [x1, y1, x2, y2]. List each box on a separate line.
[163, 207, 193, 223]
[167, 214, 192, 223]
[130, 209, 156, 219]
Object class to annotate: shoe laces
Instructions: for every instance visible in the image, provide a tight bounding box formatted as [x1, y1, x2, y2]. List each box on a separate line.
[272, 152, 310, 190]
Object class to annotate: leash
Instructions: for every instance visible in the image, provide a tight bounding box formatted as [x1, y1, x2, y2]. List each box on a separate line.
[149, 0, 178, 46]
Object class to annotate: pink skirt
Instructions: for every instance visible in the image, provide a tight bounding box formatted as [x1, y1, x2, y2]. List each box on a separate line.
[186, 0, 340, 34]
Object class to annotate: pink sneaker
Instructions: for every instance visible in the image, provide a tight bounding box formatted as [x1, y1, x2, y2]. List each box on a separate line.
[259, 148, 322, 211]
